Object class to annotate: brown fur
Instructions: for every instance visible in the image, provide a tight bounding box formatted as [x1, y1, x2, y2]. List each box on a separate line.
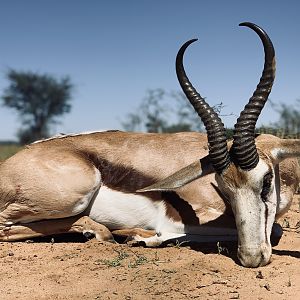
[0, 131, 299, 242]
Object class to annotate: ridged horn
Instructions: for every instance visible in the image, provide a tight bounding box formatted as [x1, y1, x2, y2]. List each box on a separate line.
[232, 22, 276, 170]
[176, 39, 231, 173]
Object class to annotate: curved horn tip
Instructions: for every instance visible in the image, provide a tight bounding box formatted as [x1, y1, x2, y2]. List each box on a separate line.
[176, 39, 199, 59]
[180, 38, 198, 50]
[239, 22, 261, 28]
[187, 38, 198, 43]
[239, 22, 255, 27]
[238, 22, 271, 41]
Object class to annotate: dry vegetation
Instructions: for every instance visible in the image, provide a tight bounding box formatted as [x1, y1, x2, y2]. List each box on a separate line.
[0, 144, 21, 160]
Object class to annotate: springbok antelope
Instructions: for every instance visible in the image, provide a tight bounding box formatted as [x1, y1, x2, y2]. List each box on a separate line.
[0, 22, 299, 268]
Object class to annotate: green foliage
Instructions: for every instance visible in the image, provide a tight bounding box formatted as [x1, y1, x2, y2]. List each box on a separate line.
[216, 241, 229, 255]
[122, 88, 227, 133]
[128, 254, 148, 268]
[225, 128, 234, 140]
[99, 250, 129, 267]
[121, 89, 206, 133]
[122, 89, 300, 141]
[94, 249, 165, 269]
[270, 99, 300, 136]
[1, 69, 73, 144]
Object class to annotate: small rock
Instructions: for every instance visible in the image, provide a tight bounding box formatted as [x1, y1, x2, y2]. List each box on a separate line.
[256, 271, 264, 279]
[277, 290, 284, 295]
[229, 291, 240, 299]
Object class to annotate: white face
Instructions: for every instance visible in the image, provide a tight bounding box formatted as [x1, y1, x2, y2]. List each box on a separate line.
[217, 159, 278, 267]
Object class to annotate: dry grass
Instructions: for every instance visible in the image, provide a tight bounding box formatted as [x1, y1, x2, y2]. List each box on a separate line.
[0, 144, 22, 160]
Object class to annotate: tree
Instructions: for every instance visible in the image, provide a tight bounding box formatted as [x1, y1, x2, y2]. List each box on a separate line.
[1, 70, 73, 144]
[270, 99, 300, 135]
[121, 88, 224, 133]
[121, 89, 200, 133]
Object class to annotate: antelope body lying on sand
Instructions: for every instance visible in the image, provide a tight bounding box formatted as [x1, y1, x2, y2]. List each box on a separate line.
[0, 22, 299, 268]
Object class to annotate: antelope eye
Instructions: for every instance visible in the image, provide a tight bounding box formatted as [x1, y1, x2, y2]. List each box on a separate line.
[261, 171, 273, 202]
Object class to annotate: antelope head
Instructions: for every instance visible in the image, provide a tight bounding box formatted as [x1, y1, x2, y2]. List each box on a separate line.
[139, 22, 300, 267]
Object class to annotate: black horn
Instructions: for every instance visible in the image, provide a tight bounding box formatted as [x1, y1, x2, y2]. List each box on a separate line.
[232, 22, 276, 170]
[176, 39, 231, 173]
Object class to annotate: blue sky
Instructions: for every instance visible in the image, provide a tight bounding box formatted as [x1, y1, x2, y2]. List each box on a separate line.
[0, 0, 299, 140]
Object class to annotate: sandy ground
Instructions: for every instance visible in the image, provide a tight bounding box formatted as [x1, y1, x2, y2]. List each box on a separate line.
[0, 195, 299, 300]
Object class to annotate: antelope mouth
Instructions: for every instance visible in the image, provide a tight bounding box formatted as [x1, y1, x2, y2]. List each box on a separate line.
[237, 243, 272, 268]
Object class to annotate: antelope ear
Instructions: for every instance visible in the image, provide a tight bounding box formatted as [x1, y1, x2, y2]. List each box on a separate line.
[270, 139, 300, 163]
[137, 155, 215, 192]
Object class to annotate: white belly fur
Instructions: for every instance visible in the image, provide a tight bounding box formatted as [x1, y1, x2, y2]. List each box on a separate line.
[88, 186, 184, 233]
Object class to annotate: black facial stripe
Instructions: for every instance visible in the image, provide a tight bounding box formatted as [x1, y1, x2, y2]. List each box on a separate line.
[264, 202, 268, 243]
[261, 171, 273, 202]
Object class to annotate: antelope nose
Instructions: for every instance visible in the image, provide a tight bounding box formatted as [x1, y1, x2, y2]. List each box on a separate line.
[237, 244, 272, 268]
